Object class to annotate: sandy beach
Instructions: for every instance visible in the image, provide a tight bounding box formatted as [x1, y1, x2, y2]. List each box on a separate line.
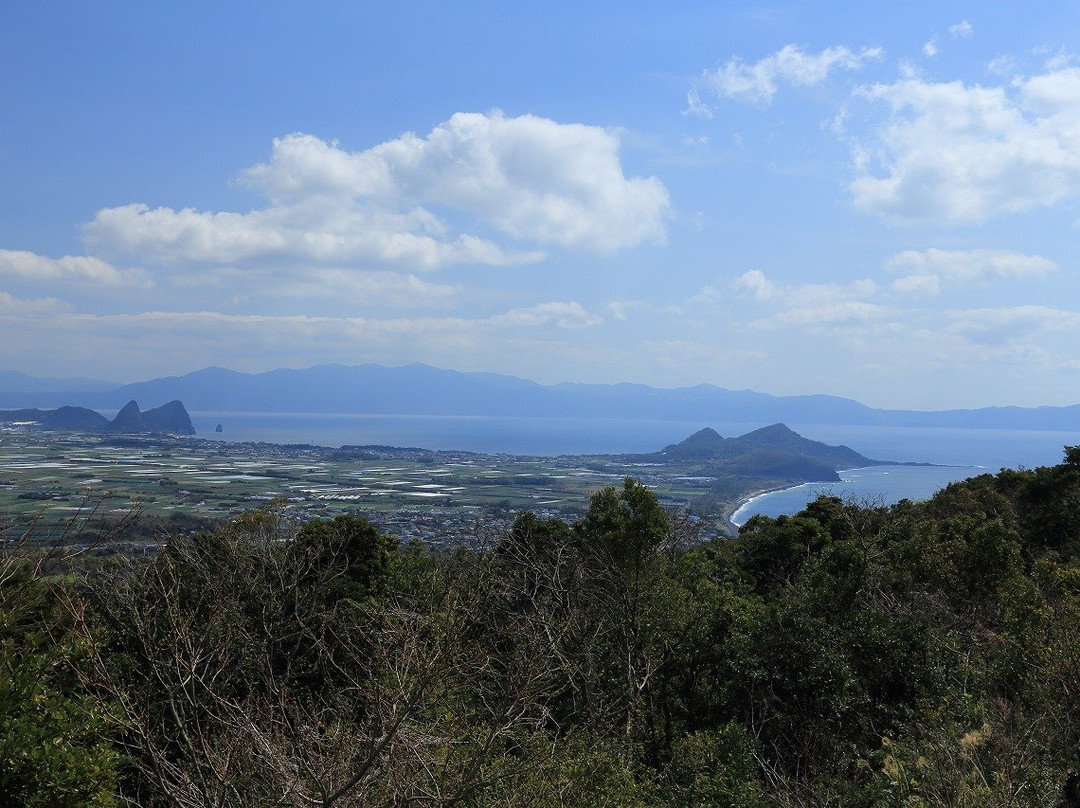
[721, 483, 800, 535]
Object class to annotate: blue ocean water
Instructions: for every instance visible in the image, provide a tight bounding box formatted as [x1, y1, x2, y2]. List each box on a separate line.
[190, 412, 754, 456]
[730, 465, 987, 525]
[191, 412, 1080, 466]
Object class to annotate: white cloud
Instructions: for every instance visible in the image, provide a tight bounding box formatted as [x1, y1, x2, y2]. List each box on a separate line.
[987, 54, 1018, 77]
[887, 248, 1058, 294]
[851, 67, 1080, 222]
[267, 270, 460, 307]
[766, 300, 890, 329]
[730, 268, 876, 306]
[923, 39, 939, 58]
[59, 302, 604, 338]
[891, 274, 940, 296]
[949, 20, 973, 39]
[1043, 50, 1076, 71]
[604, 298, 685, 323]
[730, 268, 778, 300]
[488, 301, 601, 329]
[84, 200, 536, 271]
[0, 300, 612, 382]
[84, 112, 669, 270]
[946, 305, 1080, 344]
[682, 88, 714, 118]
[0, 291, 67, 313]
[724, 269, 888, 332]
[702, 44, 884, 105]
[0, 249, 149, 287]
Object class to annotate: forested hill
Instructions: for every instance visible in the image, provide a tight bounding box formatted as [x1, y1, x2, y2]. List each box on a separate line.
[658, 423, 877, 467]
[638, 423, 883, 485]
[8, 447, 1080, 803]
[3, 362, 1080, 430]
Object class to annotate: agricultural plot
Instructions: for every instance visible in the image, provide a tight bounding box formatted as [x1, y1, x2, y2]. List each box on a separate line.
[0, 428, 730, 547]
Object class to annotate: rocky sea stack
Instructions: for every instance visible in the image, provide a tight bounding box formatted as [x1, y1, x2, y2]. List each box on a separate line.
[0, 400, 196, 435]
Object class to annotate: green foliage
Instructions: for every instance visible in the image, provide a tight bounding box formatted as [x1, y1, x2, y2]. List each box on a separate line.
[658, 725, 765, 806]
[575, 476, 670, 579]
[0, 640, 119, 807]
[15, 452, 1080, 805]
[293, 513, 399, 603]
[0, 552, 118, 806]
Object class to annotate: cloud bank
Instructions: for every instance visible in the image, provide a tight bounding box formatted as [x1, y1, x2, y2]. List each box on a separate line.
[84, 112, 670, 272]
[852, 68, 1080, 222]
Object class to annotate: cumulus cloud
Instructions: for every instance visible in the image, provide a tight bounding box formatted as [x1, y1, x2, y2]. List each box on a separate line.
[923, 39, 939, 58]
[730, 268, 778, 300]
[85, 113, 669, 271]
[0, 249, 149, 287]
[723, 269, 888, 332]
[949, 20, 973, 39]
[851, 67, 1080, 222]
[887, 248, 1058, 294]
[702, 44, 884, 105]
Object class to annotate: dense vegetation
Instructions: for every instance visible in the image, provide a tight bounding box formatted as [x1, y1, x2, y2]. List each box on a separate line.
[6, 450, 1080, 805]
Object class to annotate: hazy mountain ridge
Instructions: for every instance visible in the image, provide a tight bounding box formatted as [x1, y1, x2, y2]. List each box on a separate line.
[2, 364, 1078, 431]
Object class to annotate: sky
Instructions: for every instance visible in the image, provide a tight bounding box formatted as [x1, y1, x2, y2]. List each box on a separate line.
[4, 1, 1080, 410]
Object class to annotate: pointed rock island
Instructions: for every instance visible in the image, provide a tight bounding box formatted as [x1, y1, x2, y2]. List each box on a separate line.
[0, 400, 196, 435]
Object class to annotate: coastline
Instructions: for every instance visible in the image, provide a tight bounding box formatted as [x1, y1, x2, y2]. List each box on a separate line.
[721, 482, 802, 535]
[721, 463, 991, 535]
[721, 465, 887, 535]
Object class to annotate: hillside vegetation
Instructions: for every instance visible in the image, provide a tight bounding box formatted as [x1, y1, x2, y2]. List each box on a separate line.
[5, 449, 1080, 805]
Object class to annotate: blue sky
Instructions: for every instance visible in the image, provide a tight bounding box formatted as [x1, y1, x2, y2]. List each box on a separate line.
[4, 1, 1080, 409]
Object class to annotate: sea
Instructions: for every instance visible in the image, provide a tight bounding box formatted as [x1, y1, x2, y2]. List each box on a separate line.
[187, 411, 1080, 524]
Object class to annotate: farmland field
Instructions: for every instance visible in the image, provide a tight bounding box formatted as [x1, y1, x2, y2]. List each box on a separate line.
[0, 428, 733, 549]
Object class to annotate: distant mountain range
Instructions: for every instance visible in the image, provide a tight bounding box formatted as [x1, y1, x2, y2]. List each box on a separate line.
[1, 363, 1078, 431]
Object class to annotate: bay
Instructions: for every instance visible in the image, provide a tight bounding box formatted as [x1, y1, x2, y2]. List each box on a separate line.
[185, 411, 1080, 522]
[730, 465, 987, 526]
[189, 412, 763, 456]
[731, 424, 1080, 525]
[190, 412, 1080, 466]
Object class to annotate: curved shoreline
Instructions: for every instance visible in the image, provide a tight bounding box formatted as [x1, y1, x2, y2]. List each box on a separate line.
[721, 465, 893, 534]
[721, 463, 989, 535]
[721, 482, 802, 535]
